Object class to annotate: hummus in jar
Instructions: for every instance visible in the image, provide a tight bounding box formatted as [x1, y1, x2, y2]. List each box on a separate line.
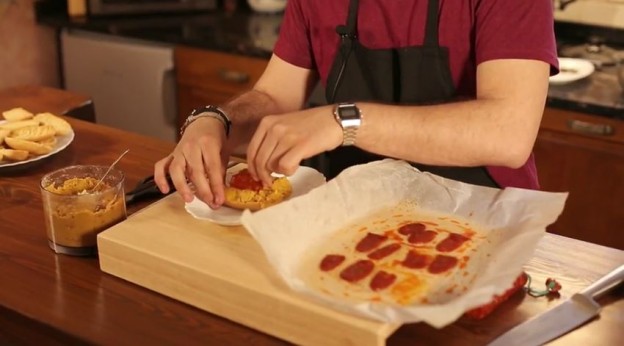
[43, 176, 126, 248]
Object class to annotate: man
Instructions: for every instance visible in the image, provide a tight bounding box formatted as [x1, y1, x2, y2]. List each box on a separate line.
[154, 0, 558, 209]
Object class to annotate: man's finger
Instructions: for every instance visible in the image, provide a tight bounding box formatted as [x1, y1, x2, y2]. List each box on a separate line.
[169, 156, 193, 202]
[154, 155, 173, 193]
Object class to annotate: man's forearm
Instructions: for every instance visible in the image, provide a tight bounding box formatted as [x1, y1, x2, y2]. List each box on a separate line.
[222, 89, 284, 154]
[356, 97, 544, 169]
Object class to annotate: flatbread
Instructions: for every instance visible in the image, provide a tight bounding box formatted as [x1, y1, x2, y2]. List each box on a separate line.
[300, 203, 489, 306]
[223, 169, 292, 211]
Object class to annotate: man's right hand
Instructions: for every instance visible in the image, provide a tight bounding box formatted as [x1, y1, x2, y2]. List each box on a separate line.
[154, 117, 230, 209]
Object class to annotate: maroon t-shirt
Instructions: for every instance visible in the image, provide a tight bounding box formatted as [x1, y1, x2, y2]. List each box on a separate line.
[274, 0, 558, 190]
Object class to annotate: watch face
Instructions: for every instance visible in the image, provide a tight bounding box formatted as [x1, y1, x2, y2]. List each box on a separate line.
[338, 104, 360, 120]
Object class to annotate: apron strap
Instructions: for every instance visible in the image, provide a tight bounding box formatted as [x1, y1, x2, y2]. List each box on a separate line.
[336, 0, 359, 39]
[423, 0, 440, 47]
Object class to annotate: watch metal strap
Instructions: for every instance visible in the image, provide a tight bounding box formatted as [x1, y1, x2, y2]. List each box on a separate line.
[334, 103, 362, 146]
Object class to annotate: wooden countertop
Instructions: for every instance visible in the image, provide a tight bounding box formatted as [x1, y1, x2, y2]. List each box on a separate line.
[1, 86, 622, 345]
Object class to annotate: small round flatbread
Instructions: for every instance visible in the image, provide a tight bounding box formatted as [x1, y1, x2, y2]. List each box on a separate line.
[33, 112, 72, 136]
[9, 125, 56, 142]
[2, 107, 34, 122]
[223, 170, 293, 211]
[4, 137, 53, 155]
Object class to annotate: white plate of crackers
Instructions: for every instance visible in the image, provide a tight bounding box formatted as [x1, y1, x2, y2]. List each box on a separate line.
[0, 107, 74, 168]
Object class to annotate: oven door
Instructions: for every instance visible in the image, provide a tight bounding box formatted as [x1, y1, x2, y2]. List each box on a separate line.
[88, 0, 217, 15]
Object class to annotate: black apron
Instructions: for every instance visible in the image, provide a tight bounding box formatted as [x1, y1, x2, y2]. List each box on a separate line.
[322, 0, 498, 187]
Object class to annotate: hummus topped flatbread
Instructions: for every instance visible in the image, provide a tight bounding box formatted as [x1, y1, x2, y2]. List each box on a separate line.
[224, 168, 292, 211]
[300, 202, 491, 306]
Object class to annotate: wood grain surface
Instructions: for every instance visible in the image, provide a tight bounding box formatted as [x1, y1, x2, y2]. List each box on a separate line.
[1, 86, 622, 345]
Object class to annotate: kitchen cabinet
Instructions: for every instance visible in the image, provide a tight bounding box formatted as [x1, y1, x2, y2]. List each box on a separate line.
[534, 107, 624, 250]
[174, 46, 269, 131]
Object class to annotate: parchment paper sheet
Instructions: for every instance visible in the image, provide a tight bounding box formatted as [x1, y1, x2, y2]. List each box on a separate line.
[241, 159, 568, 327]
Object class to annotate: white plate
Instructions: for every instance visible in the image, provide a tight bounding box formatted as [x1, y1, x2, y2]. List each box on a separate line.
[185, 163, 326, 226]
[549, 57, 595, 85]
[0, 121, 75, 168]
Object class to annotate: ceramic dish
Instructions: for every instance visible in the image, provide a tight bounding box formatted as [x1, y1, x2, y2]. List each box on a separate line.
[549, 58, 595, 85]
[0, 121, 75, 169]
[185, 163, 326, 226]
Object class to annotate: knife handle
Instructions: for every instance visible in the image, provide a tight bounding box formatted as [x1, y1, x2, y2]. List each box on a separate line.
[580, 264, 624, 298]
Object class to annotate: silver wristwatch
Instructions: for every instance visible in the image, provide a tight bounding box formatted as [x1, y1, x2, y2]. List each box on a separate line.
[333, 102, 362, 146]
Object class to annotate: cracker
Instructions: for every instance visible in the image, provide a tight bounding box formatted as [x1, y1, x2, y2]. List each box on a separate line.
[0, 148, 29, 161]
[0, 119, 40, 131]
[0, 129, 9, 144]
[38, 136, 57, 147]
[33, 113, 72, 136]
[2, 107, 34, 122]
[4, 137, 53, 155]
[9, 125, 56, 142]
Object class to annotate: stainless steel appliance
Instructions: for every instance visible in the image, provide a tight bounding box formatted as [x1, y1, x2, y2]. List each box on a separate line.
[87, 0, 217, 16]
[61, 29, 178, 142]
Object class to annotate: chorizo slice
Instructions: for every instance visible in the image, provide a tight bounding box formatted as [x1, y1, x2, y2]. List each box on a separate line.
[398, 222, 426, 236]
[402, 250, 431, 269]
[340, 259, 375, 283]
[436, 233, 469, 252]
[407, 230, 437, 244]
[319, 254, 346, 271]
[428, 255, 459, 274]
[369, 270, 397, 291]
[368, 243, 401, 260]
[355, 232, 387, 252]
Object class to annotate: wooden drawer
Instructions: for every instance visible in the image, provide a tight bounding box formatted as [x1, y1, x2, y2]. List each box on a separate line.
[175, 46, 268, 95]
[541, 108, 624, 147]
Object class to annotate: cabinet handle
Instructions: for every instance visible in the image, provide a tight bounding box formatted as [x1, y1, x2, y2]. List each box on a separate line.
[566, 119, 615, 136]
[218, 69, 249, 84]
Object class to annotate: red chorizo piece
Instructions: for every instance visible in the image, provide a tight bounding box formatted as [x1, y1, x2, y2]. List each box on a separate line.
[407, 230, 437, 244]
[319, 254, 346, 271]
[436, 233, 470, 252]
[428, 255, 459, 274]
[369, 271, 397, 291]
[340, 260, 375, 283]
[355, 233, 387, 252]
[398, 222, 426, 236]
[368, 243, 401, 260]
[402, 250, 430, 269]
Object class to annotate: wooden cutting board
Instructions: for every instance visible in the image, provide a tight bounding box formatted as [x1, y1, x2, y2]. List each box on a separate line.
[98, 193, 399, 346]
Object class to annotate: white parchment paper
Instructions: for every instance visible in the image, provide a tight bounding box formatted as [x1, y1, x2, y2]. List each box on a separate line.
[240, 159, 568, 327]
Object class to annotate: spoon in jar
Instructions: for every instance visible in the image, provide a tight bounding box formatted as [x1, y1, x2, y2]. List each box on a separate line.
[91, 149, 130, 193]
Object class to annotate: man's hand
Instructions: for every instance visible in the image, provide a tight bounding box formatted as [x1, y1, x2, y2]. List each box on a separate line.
[246, 106, 342, 185]
[154, 117, 229, 209]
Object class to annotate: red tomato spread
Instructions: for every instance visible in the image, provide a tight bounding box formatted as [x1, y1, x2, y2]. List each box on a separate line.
[229, 169, 264, 191]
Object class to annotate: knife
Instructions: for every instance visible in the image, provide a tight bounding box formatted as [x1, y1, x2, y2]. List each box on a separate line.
[125, 160, 241, 205]
[488, 264, 624, 346]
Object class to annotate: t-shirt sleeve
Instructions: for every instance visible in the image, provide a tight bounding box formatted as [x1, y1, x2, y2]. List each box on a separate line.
[475, 0, 559, 75]
[273, 0, 316, 70]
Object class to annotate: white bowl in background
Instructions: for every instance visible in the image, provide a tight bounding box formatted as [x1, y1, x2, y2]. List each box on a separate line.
[549, 57, 595, 85]
[247, 0, 287, 13]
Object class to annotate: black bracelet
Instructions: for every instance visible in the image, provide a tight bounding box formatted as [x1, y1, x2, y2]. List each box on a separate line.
[181, 105, 232, 137]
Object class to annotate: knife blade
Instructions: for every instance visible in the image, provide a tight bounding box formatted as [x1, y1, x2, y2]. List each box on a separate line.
[488, 264, 624, 346]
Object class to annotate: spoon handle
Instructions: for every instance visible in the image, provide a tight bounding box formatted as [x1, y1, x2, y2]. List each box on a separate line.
[93, 149, 130, 191]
